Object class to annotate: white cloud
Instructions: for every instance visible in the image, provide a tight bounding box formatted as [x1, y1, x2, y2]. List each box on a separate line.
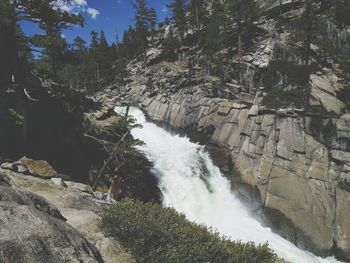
[54, 0, 100, 20]
[54, 0, 87, 12]
[87, 7, 100, 20]
[162, 6, 167, 13]
[74, 0, 87, 6]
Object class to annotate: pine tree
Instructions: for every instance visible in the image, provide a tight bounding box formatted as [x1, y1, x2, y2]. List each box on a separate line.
[163, 27, 180, 61]
[335, 0, 350, 28]
[168, 0, 188, 43]
[189, 0, 206, 31]
[73, 36, 87, 53]
[16, 0, 83, 75]
[227, 0, 261, 60]
[98, 30, 114, 85]
[132, 0, 152, 63]
[301, 0, 316, 65]
[200, 1, 226, 56]
[90, 31, 99, 50]
[148, 8, 157, 33]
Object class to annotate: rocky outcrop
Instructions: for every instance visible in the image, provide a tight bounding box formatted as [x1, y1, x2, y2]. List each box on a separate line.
[0, 164, 134, 263]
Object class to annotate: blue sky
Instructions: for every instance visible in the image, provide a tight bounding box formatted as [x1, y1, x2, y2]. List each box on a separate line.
[21, 0, 172, 46]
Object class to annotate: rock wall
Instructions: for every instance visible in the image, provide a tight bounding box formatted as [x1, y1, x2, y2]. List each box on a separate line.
[95, 65, 350, 261]
[136, 84, 350, 260]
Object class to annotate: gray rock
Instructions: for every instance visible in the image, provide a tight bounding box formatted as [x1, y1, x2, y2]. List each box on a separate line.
[19, 157, 57, 178]
[0, 169, 134, 263]
[65, 181, 94, 194]
[0, 202, 103, 263]
[0, 162, 13, 170]
[310, 87, 345, 116]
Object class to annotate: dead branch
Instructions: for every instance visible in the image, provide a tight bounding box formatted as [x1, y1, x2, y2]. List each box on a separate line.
[92, 130, 130, 191]
[24, 88, 39, 102]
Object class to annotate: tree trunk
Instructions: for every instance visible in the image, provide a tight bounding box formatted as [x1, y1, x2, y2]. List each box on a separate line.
[237, 31, 243, 61]
[280, 0, 282, 15]
[304, 1, 312, 65]
[108, 175, 123, 201]
[196, 5, 199, 31]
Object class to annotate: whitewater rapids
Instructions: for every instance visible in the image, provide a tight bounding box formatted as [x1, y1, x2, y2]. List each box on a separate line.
[116, 106, 340, 263]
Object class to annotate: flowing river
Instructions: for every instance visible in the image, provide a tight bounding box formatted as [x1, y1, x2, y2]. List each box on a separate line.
[116, 106, 340, 263]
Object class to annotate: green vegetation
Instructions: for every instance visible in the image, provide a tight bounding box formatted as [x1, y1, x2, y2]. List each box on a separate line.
[168, 0, 187, 43]
[335, 0, 350, 28]
[101, 199, 279, 263]
[263, 61, 319, 87]
[8, 108, 24, 127]
[261, 88, 307, 109]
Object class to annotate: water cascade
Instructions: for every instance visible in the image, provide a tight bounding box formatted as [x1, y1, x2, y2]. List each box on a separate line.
[116, 106, 340, 263]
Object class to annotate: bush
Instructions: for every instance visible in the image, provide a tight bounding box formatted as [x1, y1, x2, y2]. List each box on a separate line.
[266, 61, 319, 87]
[101, 199, 279, 263]
[261, 88, 307, 109]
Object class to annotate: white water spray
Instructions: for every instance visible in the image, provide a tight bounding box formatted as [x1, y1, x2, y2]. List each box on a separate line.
[116, 106, 340, 263]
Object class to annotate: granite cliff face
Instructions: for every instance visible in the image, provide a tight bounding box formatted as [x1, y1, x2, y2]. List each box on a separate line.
[95, 3, 350, 261]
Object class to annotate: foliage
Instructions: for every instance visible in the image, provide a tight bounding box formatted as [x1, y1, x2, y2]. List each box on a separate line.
[227, 0, 261, 57]
[168, 0, 188, 42]
[8, 108, 24, 127]
[335, 0, 350, 28]
[189, 0, 207, 31]
[263, 60, 319, 87]
[101, 199, 279, 263]
[262, 88, 307, 109]
[199, 1, 228, 56]
[162, 27, 180, 61]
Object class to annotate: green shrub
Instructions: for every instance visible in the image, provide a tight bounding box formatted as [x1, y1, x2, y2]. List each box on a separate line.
[101, 199, 278, 263]
[261, 88, 307, 109]
[267, 61, 319, 86]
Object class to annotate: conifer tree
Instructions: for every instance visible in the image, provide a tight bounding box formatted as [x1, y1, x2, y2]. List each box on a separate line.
[335, 0, 350, 28]
[189, 0, 206, 31]
[168, 0, 188, 43]
[163, 27, 180, 61]
[73, 36, 87, 53]
[132, 0, 152, 63]
[301, 0, 316, 65]
[200, 1, 227, 56]
[148, 8, 157, 33]
[227, 0, 261, 60]
[17, 0, 83, 75]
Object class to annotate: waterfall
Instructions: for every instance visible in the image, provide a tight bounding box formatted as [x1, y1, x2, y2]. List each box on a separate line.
[116, 106, 340, 263]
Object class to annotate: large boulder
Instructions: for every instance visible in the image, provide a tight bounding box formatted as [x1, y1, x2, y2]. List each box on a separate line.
[0, 172, 102, 263]
[0, 169, 134, 263]
[19, 156, 57, 178]
[0, 202, 103, 263]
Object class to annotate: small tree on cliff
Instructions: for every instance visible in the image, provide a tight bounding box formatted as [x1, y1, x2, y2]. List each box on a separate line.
[335, 0, 350, 28]
[132, 0, 156, 64]
[227, 0, 261, 60]
[189, 0, 207, 32]
[168, 0, 188, 44]
[301, 0, 316, 65]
